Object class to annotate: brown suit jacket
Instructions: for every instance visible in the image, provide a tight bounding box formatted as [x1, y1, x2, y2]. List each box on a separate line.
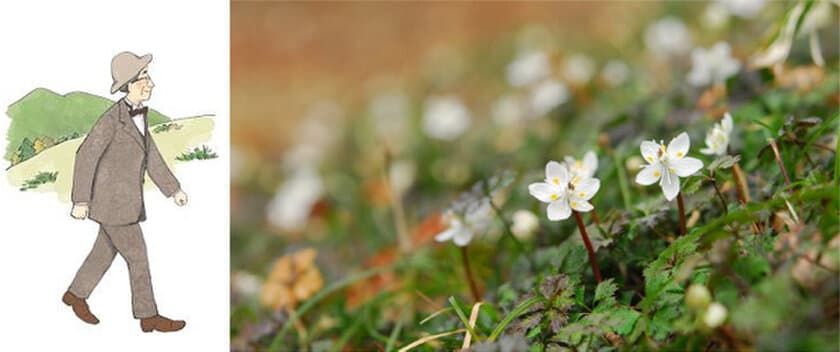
[71, 98, 180, 225]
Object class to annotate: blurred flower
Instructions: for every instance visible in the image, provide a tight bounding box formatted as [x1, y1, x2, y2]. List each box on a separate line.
[685, 284, 712, 310]
[436, 171, 516, 246]
[231, 271, 262, 299]
[625, 155, 645, 173]
[283, 101, 344, 170]
[563, 150, 599, 179]
[389, 159, 416, 195]
[260, 248, 324, 310]
[266, 166, 324, 232]
[529, 79, 569, 116]
[702, 2, 731, 29]
[529, 161, 600, 221]
[700, 113, 734, 156]
[422, 96, 471, 141]
[511, 209, 539, 241]
[703, 302, 728, 328]
[369, 91, 410, 142]
[718, 0, 766, 19]
[635, 132, 704, 201]
[644, 17, 692, 57]
[600, 60, 631, 87]
[800, 1, 836, 66]
[435, 203, 492, 247]
[562, 54, 596, 85]
[491, 95, 527, 125]
[506, 50, 552, 87]
[687, 42, 741, 87]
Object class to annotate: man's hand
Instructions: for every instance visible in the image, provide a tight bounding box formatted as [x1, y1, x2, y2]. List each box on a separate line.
[173, 189, 188, 207]
[71, 203, 89, 220]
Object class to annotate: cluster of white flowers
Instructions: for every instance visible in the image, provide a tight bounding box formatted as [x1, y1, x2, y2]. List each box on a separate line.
[266, 166, 325, 232]
[686, 284, 728, 329]
[435, 171, 515, 246]
[528, 151, 601, 221]
[687, 42, 741, 87]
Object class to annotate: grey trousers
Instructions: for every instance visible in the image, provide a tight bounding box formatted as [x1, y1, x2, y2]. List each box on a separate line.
[68, 224, 158, 318]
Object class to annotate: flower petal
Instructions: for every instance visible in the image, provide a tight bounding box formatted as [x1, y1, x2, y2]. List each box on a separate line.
[722, 113, 733, 134]
[641, 141, 660, 164]
[670, 157, 703, 177]
[434, 227, 457, 242]
[528, 182, 562, 203]
[583, 151, 598, 176]
[547, 200, 571, 221]
[573, 177, 600, 200]
[453, 229, 473, 247]
[545, 161, 568, 186]
[667, 132, 690, 160]
[635, 164, 662, 185]
[660, 170, 681, 201]
[570, 199, 593, 212]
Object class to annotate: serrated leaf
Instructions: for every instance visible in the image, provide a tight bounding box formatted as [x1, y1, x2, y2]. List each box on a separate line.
[594, 279, 618, 305]
[707, 155, 741, 171]
[609, 307, 642, 335]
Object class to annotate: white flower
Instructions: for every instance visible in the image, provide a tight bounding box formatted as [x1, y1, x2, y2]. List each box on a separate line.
[266, 167, 324, 232]
[700, 113, 734, 156]
[528, 161, 600, 221]
[703, 302, 728, 328]
[644, 17, 692, 57]
[635, 132, 704, 201]
[687, 42, 741, 87]
[435, 202, 492, 247]
[231, 271, 262, 298]
[491, 95, 526, 125]
[563, 150, 598, 180]
[600, 60, 631, 87]
[718, 0, 766, 19]
[511, 210, 539, 240]
[702, 2, 731, 30]
[422, 96, 471, 141]
[562, 54, 596, 85]
[529, 79, 569, 116]
[506, 50, 552, 87]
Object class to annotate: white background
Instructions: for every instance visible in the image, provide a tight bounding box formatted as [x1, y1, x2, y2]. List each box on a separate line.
[0, 0, 230, 350]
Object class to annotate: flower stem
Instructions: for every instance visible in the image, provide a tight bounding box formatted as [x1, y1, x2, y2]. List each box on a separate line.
[709, 172, 728, 215]
[591, 209, 601, 226]
[769, 139, 793, 189]
[573, 210, 602, 283]
[460, 246, 481, 302]
[676, 192, 687, 236]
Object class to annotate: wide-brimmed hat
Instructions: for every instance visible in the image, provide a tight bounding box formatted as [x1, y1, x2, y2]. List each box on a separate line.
[110, 51, 153, 94]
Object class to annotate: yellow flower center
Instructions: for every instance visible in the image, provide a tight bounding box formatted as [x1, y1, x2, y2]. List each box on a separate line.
[550, 194, 559, 201]
[571, 201, 577, 207]
[653, 171, 661, 177]
[552, 177, 559, 185]
[579, 192, 585, 197]
[677, 152, 684, 157]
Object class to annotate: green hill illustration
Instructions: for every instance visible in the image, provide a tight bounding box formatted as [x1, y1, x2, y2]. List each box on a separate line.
[5, 88, 217, 202]
[5, 88, 169, 164]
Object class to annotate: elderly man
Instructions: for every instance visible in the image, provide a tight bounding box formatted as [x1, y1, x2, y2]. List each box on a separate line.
[62, 51, 188, 333]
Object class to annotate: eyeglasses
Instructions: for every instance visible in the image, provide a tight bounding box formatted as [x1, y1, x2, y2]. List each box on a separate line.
[130, 74, 152, 84]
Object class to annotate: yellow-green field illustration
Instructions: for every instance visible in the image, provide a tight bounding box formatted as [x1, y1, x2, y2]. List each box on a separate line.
[5, 88, 216, 201]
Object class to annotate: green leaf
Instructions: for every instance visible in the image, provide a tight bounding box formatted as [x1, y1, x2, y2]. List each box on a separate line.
[610, 307, 642, 335]
[707, 155, 742, 172]
[488, 295, 544, 341]
[594, 279, 618, 306]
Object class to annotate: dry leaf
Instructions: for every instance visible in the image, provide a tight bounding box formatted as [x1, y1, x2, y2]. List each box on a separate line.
[260, 248, 324, 310]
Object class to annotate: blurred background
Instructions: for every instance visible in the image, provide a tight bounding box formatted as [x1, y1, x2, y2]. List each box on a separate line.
[231, 1, 838, 351]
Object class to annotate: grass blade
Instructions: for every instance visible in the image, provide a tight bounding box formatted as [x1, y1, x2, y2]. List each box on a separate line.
[488, 295, 543, 341]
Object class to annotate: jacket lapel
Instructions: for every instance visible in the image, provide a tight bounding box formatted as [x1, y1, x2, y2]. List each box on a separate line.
[118, 99, 146, 150]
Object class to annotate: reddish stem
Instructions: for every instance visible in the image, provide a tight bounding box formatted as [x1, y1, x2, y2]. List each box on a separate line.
[460, 246, 481, 302]
[677, 192, 687, 236]
[573, 210, 602, 283]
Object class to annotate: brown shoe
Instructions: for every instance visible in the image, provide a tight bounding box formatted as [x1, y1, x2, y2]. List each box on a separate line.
[62, 291, 99, 325]
[140, 315, 186, 333]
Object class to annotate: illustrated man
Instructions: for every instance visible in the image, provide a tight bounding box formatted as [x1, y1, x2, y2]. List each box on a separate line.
[63, 51, 188, 333]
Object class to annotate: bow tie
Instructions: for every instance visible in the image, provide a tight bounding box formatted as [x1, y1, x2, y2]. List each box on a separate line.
[129, 106, 148, 118]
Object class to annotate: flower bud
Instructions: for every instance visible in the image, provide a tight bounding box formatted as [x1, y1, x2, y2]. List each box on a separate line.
[511, 210, 539, 240]
[703, 302, 727, 328]
[685, 284, 711, 310]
